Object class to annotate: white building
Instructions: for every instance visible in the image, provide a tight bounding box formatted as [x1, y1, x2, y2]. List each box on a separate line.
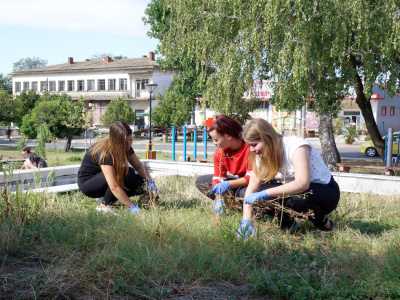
[12, 52, 173, 126]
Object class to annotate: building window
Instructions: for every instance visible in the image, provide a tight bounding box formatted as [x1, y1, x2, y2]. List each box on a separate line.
[98, 79, 106, 91]
[390, 106, 395, 116]
[119, 78, 127, 90]
[15, 82, 21, 92]
[32, 82, 38, 91]
[58, 81, 65, 92]
[23, 82, 29, 91]
[87, 80, 95, 91]
[381, 106, 387, 116]
[109, 79, 116, 91]
[135, 79, 148, 97]
[40, 81, 47, 91]
[140, 79, 149, 89]
[68, 80, 75, 91]
[77, 80, 85, 91]
[49, 81, 56, 92]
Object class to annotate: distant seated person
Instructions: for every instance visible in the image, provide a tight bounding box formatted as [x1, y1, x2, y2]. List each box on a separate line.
[21, 146, 48, 169]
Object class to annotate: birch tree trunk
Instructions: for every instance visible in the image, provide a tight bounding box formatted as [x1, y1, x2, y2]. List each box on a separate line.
[318, 111, 340, 170]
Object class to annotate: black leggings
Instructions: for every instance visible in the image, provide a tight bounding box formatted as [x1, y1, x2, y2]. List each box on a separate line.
[78, 167, 145, 205]
[263, 176, 340, 226]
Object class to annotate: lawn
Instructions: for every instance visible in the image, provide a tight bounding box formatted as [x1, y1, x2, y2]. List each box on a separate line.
[1, 175, 399, 299]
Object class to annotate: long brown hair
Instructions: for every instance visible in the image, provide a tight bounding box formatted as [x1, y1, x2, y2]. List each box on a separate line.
[242, 118, 283, 182]
[90, 121, 132, 187]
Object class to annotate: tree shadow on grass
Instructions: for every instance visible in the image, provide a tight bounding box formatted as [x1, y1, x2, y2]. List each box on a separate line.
[346, 220, 394, 235]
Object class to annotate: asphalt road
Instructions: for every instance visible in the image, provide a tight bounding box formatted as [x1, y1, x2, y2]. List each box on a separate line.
[0, 136, 381, 161]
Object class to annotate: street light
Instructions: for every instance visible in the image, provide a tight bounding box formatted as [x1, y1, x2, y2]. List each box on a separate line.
[144, 83, 158, 151]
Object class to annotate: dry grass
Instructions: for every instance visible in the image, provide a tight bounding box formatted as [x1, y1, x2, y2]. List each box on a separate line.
[1, 175, 400, 299]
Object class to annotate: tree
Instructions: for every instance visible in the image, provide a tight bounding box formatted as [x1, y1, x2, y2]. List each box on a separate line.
[144, 0, 259, 124]
[0, 73, 12, 93]
[0, 91, 22, 125]
[100, 97, 135, 126]
[153, 90, 192, 128]
[13, 57, 48, 71]
[90, 53, 128, 60]
[156, 0, 400, 162]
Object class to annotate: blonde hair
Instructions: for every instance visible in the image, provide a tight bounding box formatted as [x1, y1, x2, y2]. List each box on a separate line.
[90, 121, 132, 187]
[242, 118, 282, 182]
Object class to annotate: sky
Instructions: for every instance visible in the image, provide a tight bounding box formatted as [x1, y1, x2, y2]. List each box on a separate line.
[0, 0, 159, 75]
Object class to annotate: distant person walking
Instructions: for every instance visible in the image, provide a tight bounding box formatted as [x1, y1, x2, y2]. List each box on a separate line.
[6, 127, 11, 141]
[21, 146, 48, 169]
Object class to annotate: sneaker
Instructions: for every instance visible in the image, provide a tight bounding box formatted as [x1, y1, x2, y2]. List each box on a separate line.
[314, 219, 335, 232]
[97, 197, 104, 204]
[96, 205, 118, 216]
[280, 219, 300, 233]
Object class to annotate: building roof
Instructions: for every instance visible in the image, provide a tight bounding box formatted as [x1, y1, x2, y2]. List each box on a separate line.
[12, 57, 159, 75]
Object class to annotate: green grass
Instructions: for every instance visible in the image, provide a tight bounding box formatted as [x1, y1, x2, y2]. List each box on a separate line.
[1, 176, 400, 299]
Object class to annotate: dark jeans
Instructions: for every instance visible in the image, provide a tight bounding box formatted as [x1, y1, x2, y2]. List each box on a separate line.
[263, 176, 340, 226]
[78, 167, 145, 205]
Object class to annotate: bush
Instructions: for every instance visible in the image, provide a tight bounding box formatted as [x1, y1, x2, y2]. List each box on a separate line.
[100, 97, 135, 126]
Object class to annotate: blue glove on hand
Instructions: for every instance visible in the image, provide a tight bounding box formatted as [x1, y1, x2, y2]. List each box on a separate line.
[129, 204, 140, 214]
[146, 179, 158, 194]
[244, 190, 269, 205]
[237, 219, 255, 239]
[213, 198, 225, 215]
[210, 181, 230, 195]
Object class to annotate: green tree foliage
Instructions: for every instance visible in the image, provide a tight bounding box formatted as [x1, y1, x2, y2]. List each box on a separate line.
[19, 93, 85, 143]
[144, 0, 258, 123]
[15, 90, 41, 114]
[153, 90, 192, 127]
[157, 0, 400, 159]
[100, 97, 135, 126]
[90, 53, 128, 60]
[35, 123, 52, 160]
[0, 73, 12, 93]
[13, 57, 48, 71]
[0, 91, 22, 125]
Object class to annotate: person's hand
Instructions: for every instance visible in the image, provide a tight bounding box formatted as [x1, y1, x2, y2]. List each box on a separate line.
[210, 181, 230, 195]
[146, 179, 158, 194]
[129, 204, 140, 214]
[237, 219, 255, 239]
[244, 190, 269, 205]
[213, 198, 224, 215]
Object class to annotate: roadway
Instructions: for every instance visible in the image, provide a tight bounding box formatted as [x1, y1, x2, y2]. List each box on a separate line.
[0, 135, 380, 161]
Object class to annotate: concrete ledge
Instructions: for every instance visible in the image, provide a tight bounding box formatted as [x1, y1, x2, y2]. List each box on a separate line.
[30, 183, 79, 194]
[2, 160, 400, 196]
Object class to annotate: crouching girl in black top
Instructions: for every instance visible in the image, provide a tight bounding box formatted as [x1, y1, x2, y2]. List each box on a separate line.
[78, 121, 158, 214]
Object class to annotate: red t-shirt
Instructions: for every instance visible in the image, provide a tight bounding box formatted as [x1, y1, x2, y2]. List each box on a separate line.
[212, 141, 252, 186]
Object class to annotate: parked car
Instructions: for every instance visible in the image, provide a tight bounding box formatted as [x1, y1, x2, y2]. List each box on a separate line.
[360, 132, 400, 157]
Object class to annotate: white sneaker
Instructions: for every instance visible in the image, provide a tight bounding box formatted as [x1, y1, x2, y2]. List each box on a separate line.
[96, 205, 118, 216]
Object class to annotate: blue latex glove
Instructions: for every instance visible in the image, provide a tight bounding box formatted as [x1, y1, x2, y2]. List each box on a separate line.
[237, 219, 255, 239]
[213, 198, 224, 215]
[129, 204, 140, 214]
[244, 190, 269, 205]
[146, 179, 158, 194]
[210, 181, 230, 195]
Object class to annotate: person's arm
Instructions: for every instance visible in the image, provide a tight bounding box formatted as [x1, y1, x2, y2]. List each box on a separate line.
[261, 145, 311, 198]
[128, 152, 152, 180]
[100, 164, 135, 208]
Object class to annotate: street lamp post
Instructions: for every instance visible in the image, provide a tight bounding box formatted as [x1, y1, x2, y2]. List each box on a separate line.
[144, 83, 158, 152]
